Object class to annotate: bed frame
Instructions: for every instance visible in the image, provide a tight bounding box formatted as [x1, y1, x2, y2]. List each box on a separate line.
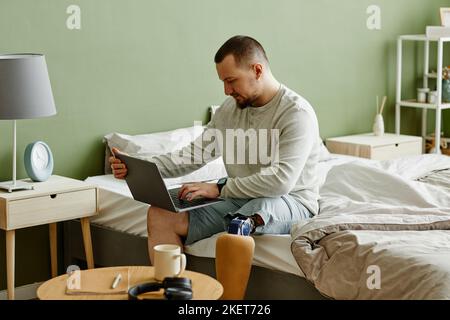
[63, 219, 325, 300]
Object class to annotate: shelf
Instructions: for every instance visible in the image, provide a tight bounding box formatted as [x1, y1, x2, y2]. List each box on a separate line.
[398, 100, 450, 109]
[396, 34, 449, 155]
[399, 34, 450, 42]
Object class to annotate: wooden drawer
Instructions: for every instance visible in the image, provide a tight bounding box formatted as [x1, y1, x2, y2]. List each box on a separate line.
[370, 141, 422, 160]
[6, 189, 97, 230]
[326, 141, 371, 158]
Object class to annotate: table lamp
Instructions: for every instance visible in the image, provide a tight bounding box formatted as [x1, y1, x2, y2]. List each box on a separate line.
[0, 54, 57, 192]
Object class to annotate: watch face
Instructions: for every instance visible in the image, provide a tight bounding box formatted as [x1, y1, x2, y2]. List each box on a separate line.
[32, 143, 50, 170]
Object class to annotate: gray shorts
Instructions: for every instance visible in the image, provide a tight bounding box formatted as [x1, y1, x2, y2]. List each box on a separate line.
[185, 195, 312, 245]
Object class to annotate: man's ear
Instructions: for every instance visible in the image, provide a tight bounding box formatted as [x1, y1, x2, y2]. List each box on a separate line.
[253, 63, 263, 80]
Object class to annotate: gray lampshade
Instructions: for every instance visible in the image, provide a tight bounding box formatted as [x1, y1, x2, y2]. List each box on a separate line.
[0, 54, 56, 119]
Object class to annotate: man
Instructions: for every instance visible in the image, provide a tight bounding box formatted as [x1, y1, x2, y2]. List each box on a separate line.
[110, 35, 322, 264]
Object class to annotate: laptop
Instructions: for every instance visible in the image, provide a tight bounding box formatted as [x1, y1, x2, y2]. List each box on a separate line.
[115, 153, 225, 212]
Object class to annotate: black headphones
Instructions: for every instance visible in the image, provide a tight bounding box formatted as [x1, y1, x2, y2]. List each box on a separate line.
[128, 277, 193, 300]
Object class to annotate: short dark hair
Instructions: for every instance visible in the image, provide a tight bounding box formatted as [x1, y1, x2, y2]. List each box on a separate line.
[214, 35, 269, 67]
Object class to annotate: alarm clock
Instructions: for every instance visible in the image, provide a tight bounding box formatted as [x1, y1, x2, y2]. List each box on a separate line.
[24, 141, 54, 182]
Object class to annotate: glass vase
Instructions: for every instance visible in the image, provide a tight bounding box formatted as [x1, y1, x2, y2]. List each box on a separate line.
[442, 79, 450, 103]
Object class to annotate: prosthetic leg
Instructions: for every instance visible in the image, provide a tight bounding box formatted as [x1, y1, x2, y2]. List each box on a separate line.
[215, 233, 255, 300]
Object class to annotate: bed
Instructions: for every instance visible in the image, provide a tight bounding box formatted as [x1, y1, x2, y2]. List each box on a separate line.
[63, 120, 450, 299]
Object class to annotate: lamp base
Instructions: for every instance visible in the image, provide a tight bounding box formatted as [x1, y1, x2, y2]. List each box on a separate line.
[0, 180, 34, 193]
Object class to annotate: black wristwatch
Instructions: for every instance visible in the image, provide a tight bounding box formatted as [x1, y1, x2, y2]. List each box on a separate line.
[217, 177, 228, 194]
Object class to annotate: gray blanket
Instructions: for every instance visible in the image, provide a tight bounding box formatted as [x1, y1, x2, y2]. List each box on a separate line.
[291, 157, 450, 299]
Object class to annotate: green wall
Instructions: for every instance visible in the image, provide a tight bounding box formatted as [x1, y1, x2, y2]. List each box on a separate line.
[0, 0, 449, 291]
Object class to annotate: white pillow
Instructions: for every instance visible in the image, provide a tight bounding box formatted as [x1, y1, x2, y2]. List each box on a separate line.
[103, 125, 229, 182]
[104, 125, 204, 158]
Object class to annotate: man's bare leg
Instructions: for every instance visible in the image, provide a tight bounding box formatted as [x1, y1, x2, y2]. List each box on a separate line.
[147, 206, 189, 264]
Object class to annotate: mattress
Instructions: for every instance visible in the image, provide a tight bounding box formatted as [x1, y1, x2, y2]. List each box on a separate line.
[86, 154, 368, 277]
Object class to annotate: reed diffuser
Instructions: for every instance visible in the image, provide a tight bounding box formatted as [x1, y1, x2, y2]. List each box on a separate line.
[373, 95, 386, 136]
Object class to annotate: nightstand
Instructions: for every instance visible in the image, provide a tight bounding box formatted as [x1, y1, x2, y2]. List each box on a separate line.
[325, 133, 423, 160]
[0, 175, 98, 300]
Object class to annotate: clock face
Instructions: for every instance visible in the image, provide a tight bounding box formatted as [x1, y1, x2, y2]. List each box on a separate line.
[24, 141, 53, 182]
[31, 143, 50, 170]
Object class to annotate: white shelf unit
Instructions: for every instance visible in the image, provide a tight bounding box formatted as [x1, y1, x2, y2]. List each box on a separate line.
[396, 34, 450, 154]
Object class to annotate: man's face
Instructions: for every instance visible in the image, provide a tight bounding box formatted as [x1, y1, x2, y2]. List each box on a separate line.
[216, 54, 260, 108]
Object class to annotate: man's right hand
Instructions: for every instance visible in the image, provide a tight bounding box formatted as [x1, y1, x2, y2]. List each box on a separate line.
[109, 147, 128, 179]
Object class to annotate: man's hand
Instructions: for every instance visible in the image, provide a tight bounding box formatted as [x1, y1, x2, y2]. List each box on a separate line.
[109, 147, 128, 179]
[178, 182, 220, 201]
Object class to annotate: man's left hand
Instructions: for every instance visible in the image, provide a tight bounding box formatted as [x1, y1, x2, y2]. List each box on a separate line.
[178, 183, 220, 201]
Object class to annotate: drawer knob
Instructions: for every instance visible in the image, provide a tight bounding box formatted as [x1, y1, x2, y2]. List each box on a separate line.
[50, 194, 57, 199]
[395, 143, 399, 147]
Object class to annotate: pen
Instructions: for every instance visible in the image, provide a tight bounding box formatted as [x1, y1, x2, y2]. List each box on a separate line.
[111, 273, 122, 289]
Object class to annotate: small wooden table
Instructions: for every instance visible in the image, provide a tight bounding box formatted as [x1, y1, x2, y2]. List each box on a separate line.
[37, 266, 223, 300]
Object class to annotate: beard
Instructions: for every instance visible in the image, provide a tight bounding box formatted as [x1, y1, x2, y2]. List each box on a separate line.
[236, 102, 247, 109]
[232, 93, 257, 109]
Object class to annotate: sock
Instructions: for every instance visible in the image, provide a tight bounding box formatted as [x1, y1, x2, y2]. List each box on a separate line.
[249, 215, 263, 233]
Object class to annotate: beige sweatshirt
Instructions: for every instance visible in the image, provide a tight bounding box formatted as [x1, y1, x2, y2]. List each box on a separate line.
[149, 85, 321, 215]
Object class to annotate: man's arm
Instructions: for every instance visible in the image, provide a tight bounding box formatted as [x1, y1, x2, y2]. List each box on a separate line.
[221, 108, 317, 198]
[110, 123, 221, 182]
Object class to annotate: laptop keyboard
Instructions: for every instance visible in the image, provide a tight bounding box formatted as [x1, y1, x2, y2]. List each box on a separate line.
[168, 188, 211, 209]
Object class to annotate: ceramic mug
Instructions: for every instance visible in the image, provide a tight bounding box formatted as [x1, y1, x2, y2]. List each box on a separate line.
[428, 91, 438, 104]
[153, 244, 186, 281]
[417, 88, 430, 103]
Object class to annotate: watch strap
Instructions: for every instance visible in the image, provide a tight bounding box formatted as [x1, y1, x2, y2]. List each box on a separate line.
[217, 178, 227, 193]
